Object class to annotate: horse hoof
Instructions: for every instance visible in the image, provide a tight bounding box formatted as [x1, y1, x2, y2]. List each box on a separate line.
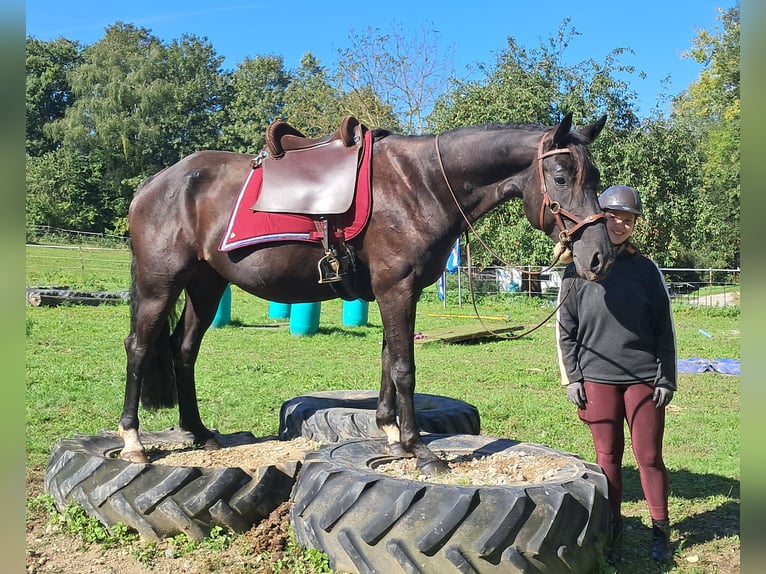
[386, 442, 413, 458]
[417, 458, 450, 477]
[201, 437, 221, 451]
[121, 450, 149, 464]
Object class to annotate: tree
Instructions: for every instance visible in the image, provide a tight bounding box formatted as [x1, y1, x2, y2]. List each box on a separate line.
[334, 21, 452, 133]
[25, 36, 81, 156]
[220, 54, 289, 153]
[156, 34, 227, 161]
[671, 4, 740, 269]
[26, 147, 101, 230]
[33, 23, 227, 233]
[596, 118, 703, 268]
[280, 53, 344, 136]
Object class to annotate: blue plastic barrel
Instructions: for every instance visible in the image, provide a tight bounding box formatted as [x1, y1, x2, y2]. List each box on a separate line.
[289, 302, 321, 336]
[342, 299, 369, 327]
[268, 301, 291, 319]
[211, 285, 232, 328]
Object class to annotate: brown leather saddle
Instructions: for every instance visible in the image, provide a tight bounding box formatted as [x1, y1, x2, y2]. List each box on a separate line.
[266, 114, 360, 159]
[251, 115, 364, 215]
[250, 116, 366, 289]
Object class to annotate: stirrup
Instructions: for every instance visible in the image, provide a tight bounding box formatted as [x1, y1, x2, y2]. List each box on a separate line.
[317, 252, 343, 283]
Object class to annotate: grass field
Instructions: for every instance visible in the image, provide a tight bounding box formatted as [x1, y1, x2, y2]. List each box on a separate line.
[25, 245, 740, 573]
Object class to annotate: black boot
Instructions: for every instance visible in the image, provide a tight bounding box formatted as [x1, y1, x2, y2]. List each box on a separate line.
[651, 519, 672, 561]
[607, 520, 623, 564]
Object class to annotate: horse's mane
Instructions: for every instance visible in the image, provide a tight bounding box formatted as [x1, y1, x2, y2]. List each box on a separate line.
[437, 121, 596, 187]
[373, 121, 595, 187]
[442, 122, 548, 136]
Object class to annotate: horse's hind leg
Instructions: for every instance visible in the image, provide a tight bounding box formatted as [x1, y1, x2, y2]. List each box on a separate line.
[171, 270, 230, 449]
[121, 292, 181, 462]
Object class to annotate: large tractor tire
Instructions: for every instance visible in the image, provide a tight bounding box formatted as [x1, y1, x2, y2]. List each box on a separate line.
[44, 429, 300, 541]
[290, 434, 609, 574]
[279, 390, 481, 442]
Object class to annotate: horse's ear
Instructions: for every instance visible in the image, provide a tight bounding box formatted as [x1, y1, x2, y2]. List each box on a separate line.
[551, 112, 574, 145]
[578, 114, 608, 143]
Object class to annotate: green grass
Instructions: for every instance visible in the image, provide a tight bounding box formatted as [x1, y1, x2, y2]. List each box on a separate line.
[25, 249, 740, 573]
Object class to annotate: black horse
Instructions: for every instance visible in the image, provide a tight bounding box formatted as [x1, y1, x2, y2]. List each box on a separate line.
[121, 112, 613, 475]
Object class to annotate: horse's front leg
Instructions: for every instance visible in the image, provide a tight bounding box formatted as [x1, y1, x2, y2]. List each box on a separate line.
[391, 353, 449, 476]
[376, 335, 407, 457]
[376, 297, 449, 476]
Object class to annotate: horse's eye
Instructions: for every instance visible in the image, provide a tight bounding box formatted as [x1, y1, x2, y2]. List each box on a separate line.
[554, 176, 566, 185]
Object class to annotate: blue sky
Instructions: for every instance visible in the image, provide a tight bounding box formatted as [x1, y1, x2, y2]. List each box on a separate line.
[25, 0, 734, 118]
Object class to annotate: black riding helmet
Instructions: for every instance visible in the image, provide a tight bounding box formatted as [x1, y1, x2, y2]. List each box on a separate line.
[598, 184, 643, 216]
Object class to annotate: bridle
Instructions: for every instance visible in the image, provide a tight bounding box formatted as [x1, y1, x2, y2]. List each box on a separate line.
[434, 133, 605, 270]
[535, 136, 606, 246]
[433, 132, 605, 339]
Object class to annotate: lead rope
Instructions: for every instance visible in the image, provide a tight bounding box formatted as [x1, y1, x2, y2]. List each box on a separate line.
[434, 134, 569, 339]
[464, 231, 573, 339]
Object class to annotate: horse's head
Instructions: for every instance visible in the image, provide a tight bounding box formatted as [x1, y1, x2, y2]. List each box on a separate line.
[526, 112, 613, 281]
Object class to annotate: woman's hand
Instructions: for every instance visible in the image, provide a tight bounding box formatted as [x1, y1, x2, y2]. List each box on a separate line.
[566, 381, 587, 409]
[652, 385, 674, 408]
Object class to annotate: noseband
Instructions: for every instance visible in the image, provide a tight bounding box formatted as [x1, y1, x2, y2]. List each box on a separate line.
[536, 137, 605, 244]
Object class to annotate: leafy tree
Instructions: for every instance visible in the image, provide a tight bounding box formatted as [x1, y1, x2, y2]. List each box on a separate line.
[280, 53, 344, 136]
[25, 36, 81, 156]
[26, 147, 101, 230]
[43, 23, 168, 231]
[597, 118, 703, 267]
[337, 84, 401, 133]
[220, 54, 289, 153]
[156, 34, 227, 161]
[32, 23, 227, 233]
[671, 4, 740, 268]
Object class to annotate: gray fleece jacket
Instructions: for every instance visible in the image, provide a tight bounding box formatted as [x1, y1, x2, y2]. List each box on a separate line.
[555, 244, 677, 390]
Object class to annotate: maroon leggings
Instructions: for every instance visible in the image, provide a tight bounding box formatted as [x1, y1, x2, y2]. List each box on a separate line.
[578, 381, 669, 522]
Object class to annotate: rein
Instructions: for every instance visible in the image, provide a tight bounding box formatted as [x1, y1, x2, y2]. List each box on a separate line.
[433, 132, 595, 339]
[463, 234, 574, 340]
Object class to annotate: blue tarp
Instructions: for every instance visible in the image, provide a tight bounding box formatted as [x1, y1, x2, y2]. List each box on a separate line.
[677, 357, 740, 376]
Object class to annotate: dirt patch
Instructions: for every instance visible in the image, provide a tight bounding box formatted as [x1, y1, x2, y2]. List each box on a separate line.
[149, 437, 575, 486]
[148, 436, 321, 472]
[375, 451, 577, 485]
[687, 291, 739, 307]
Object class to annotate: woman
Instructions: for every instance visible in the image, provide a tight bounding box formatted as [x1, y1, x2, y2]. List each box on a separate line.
[555, 184, 676, 562]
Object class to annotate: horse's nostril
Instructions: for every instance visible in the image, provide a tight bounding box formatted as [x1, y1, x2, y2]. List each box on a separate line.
[589, 252, 614, 280]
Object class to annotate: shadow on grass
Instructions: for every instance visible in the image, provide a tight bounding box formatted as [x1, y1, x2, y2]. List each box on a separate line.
[621, 465, 740, 546]
[225, 320, 377, 338]
[605, 467, 739, 573]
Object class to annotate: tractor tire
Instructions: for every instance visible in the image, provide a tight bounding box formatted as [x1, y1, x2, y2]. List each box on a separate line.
[278, 390, 480, 442]
[289, 434, 609, 574]
[44, 428, 300, 541]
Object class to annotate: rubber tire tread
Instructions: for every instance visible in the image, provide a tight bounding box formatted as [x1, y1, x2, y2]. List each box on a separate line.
[279, 390, 481, 442]
[44, 429, 299, 541]
[289, 434, 609, 574]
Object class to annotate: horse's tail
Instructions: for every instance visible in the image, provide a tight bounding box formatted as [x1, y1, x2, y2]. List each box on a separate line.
[128, 241, 179, 410]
